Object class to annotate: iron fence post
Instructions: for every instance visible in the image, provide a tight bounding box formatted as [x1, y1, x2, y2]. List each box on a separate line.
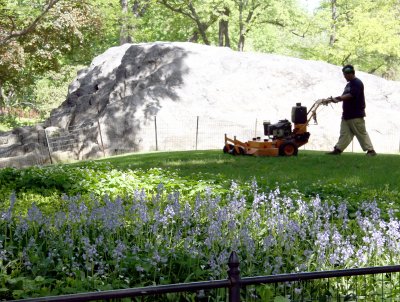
[228, 251, 241, 302]
[154, 115, 158, 151]
[43, 128, 53, 164]
[97, 106, 106, 157]
[97, 119, 106, 157]
[195, 116, 199, 150]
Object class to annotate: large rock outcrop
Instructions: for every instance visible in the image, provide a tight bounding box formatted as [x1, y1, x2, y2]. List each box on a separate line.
[1, 42, 399, 168]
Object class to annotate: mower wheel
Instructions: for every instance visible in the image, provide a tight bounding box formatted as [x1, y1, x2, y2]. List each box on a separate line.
[223, 144, 234, 154]
[279, 142, 298, 156]
[232, 146, 246, 156]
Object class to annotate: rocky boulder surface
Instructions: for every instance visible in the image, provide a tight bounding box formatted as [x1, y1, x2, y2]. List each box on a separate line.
[1, 42, 399, 168]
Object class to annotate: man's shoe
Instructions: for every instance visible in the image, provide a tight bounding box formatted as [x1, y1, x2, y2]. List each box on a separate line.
[326, 148, 342, 155]
[366, 150, 377, 156]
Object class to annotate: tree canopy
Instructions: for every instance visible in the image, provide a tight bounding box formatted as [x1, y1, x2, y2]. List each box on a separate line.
[0, 0, 103, 108]
[310, 0, 400, 77]
[0, 0, 399, 117]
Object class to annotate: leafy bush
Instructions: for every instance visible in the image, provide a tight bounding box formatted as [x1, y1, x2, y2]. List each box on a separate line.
[1, 184, 400, 300]
[1, 156, 400, 300]
[0, 113, 41, 131]
[33, 65, 85, 117]
[0, 162, 231, 215]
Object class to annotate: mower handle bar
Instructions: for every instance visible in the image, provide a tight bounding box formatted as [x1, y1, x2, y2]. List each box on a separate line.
[306, 97, 336, 125]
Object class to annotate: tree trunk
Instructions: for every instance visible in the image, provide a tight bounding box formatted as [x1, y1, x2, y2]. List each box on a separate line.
[132, 0, 149, 17]
[218, 7, 230, 47]
[237, 0, 245, 51]
[120, 0, 132, 45]
[330, 0, 337, 46]
[0, 81, 5, 109]
[158, 0, 217, 45]
[237, 0, 257, 51]
[238, 35, 245, 51]
[0, 81, 13, 109]
[187, 2, 210, 45]
[189, 31, 199, 42]
[198, 23, 210, 45]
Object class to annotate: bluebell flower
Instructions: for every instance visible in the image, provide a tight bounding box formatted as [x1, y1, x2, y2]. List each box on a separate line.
[27, 203, 43, 224]
[113, 240, 127, 262]
[273, 256, 283, 275]
[1, 192, 16, 222]
[371, 230, 385, 254]
[22, 249, 32, 270]
[263, 235, 277, 251]
[0, 241, 7, 262]
[81, 236, 98, 264]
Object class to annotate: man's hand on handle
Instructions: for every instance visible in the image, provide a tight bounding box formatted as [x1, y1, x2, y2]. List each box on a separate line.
[320, 96, 342, 105]
[333, 96, 342, 103]
[317, 97, 336, 105]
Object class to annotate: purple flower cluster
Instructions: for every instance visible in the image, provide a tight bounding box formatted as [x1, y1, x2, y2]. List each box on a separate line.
[1, 184, 400, 289]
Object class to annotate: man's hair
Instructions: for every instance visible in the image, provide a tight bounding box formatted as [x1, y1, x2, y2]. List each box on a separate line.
[342, 64, 355, 74]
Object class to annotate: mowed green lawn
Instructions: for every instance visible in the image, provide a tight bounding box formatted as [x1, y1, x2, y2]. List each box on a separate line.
[2, 148, 399, 216]
[96, 149, 400, 192]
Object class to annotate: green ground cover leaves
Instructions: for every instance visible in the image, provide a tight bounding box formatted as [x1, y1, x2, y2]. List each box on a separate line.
[0, 150, 400, 300]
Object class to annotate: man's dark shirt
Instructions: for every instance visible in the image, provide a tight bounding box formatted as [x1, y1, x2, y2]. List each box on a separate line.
[342, 77, 366, 120]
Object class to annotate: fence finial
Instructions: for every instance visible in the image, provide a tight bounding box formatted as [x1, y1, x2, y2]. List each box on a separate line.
[228, 251, 241, 302]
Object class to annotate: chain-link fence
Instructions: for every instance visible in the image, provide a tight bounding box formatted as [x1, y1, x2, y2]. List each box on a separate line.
[44, 115, 399, 160]
[42, 116, 260, 160]
[1, 115, 398, 168]
[36, 116, 249, 164]
[44, 121, 104, 164]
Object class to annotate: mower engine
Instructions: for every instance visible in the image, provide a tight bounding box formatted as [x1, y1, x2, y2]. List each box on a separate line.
[263, 119, 292, 139]
[263, 103, 308, 139]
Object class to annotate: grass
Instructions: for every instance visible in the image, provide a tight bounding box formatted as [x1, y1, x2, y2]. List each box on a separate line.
[95, 149, 400, 192]
[3, 149, 400, 213]
[86, 149, 400, 217]
[1, 149, 400, 300]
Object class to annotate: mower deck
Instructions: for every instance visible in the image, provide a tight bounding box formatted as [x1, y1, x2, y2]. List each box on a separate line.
[223, 98, 333, 157]
[223, 134, 307, 157]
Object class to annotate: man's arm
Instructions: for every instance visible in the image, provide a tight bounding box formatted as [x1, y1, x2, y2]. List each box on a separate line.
[334, 93, 352, 102]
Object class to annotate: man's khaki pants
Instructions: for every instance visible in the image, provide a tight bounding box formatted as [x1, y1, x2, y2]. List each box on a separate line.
[335, 118, 374, 152]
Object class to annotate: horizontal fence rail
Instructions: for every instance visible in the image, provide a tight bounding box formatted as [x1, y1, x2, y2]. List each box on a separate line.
[13, 280, 230, 302]
[240, 265, 400, 286]
[14, 251, 400, 302]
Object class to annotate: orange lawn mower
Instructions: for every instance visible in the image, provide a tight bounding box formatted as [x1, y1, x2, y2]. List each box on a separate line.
[223, 98, 335, 157]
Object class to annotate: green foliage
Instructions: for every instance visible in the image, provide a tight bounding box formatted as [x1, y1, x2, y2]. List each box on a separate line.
[296, 0, 400, 78]
[0, 150, 400, 299]
[1, 1, 98, 84]
[96, 149, 400, 191]
[129, 2, 194, 43]
[1, 149, 399, 217]
[1, 173, 400, 299]
[0, 114, 29, 131]
[0, 114, 39, 131]
[0, 160, 229, 214]
[32, 64, 85, 116]
[94, 0, 122, 47]
[2, 0, 400, 122]
[0, 0, 107, 112]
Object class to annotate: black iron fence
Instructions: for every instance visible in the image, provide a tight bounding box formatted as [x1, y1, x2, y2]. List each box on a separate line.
[14, 251, 400, 302]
